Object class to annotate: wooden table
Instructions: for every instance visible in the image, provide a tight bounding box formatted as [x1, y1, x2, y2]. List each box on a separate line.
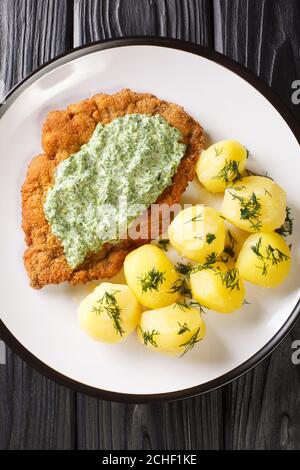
[0, 0, 299, 450]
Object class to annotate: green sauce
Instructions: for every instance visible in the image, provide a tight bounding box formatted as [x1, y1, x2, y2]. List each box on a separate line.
[44, 114, 186, 268]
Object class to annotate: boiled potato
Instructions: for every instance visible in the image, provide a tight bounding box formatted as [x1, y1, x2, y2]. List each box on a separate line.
[196, 140, 247, 193]
[190, 261, 245, 313]
[221, 176, 286, 233]
[124, 244, 180, 309]
[78, 283, 141, 343]
[138, 303, 206, 356]
[236, 232, 291, 287]
[168, 205, 225, 262]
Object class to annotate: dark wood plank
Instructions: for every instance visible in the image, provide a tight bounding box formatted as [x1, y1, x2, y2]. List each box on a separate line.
[76, 392, 224, 450]
[0, 0, 75, 450]
[214, 0, 300, 450]
[0, 346, 76, 449]
[214, 0, 300, 121]
[74, 0, 222, 451]
[74, 0, 213, 47]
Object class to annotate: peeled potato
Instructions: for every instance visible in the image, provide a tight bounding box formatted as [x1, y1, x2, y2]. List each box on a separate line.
[78, 283, 141, 343]
[236, 232, 291, 287]
[124, 244, 180, 309]
[190, 261, 245, 313]
[196, 140, 247, 193]
[221, 176, 286, 233]
[168, 205, 225, 262]
[138, 303, 206, 356]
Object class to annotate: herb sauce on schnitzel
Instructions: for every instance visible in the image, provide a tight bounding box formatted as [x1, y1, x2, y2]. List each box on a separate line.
[44, 114, 186, 268]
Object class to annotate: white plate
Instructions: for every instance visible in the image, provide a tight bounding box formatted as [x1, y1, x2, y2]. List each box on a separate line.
[0, 39, 299, 401]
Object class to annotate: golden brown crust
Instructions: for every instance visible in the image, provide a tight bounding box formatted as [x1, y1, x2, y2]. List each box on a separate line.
[22, 89, 204, 288]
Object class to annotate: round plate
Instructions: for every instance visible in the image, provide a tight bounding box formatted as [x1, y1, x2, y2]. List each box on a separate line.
[0, 38, 299, 402]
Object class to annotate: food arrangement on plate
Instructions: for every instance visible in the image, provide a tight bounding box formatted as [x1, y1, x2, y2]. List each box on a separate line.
[21, 88, 292, 358]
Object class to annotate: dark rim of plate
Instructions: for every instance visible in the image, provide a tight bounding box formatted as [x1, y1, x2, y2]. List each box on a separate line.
[0, 37, 299, 403]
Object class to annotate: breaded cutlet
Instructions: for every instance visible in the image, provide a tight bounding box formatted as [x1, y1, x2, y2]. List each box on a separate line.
[22, 89, 204, 288]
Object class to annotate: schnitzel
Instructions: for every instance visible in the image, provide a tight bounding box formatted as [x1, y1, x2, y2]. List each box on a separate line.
[22, 89, 204, 289]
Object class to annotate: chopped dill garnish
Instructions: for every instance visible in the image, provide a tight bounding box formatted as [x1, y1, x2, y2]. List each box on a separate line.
[245, 169, 273, 180]
[266, 244, 290, 265]
[180, 328, 202, 356]
[229, 190, 262, 231]
[275, 207, 293, 238]
[215, 267, 241, 291]
[174, 298, 207, 315]
[169, 279, 192, 298]
[139, 327, 160, 347]
[92, 290, 124, 337]
[250, 237, 290, 276]
[257, 262, 268, 277]
[177, 322, 190, 335]
[264, 188, 272, 197]
[139, 268, 166, 293]
[215, 160, 242, 185]
[223, 230, 237, 258]
[175, 262, 194, 277]
[250, 237, 264, 259]
[192, 252, 217, 274]
[157, 239, 170, 251]
[169, 262, 193, 297]
[243, 299, 251, 305]
[206, 233, 216, 245]
[214, 146, 223, 157]
[184, 213, 203, 224]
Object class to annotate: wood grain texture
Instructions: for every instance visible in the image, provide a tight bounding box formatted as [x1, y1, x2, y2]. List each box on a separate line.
[0, 0, 75, 450]
[76, 391, 224, 450]
[214, 0, 300, 121]
[214, 0, 300, 450]
[0, 346, 76, 449]
[74, 0, 213, 47]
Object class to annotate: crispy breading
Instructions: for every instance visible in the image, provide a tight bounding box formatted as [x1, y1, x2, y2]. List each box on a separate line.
[22, 89, 204, 288]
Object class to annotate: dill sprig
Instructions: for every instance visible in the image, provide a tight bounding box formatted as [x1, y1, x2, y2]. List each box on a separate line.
[180, 328, 202, 356]
[266, 245, 290, 265]
[223, 230, 237, 258]
[250, 237, 290, 276]
[139, 268, 166, 293]
[229, 190, 262, 231]
[185, 214, 203, 224]
[250, 237, 264, 259]
[214, 146, 223, 157]
[192, 252, 217, 274]
[174, 298, 207, 315]
[170, 256, 217, 297]
[177, 322, 190, 335]
[264, 188, 272, 197]
[92, 290, 124, 337]
[275, 207, 293, 238]
[206, 233, 216, 245]
[175, 262, 194, 276]
[169, 262, 193, 297]
[157, 239, 170, 252]
[215, 267, 241, 291]
[216, 160, 242, 185]
[139, 327, 160, 348]
[245, 169, 274, 180]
